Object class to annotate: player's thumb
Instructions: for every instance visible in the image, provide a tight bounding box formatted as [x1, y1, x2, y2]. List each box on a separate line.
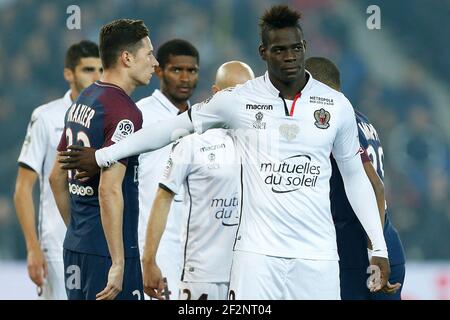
[158, 279, 165, 292]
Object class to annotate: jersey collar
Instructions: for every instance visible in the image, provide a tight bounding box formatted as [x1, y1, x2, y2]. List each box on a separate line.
[63, 90, 73, 106]
[263, 70, 315, 98]
[153, 89, 190, 115]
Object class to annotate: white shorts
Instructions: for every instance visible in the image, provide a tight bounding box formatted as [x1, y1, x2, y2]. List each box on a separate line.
[38, 260, 66, 300]
[179, 282, 229, 300]
[229, 251, 340, 300]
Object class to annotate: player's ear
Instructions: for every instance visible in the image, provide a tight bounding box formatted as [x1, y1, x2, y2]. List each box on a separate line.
[155, 65, 163, 79]
[121, 50, 133, 67]
[302, 40, 307, 52]
[259, 44, 267, 61]
[211, 84, 220, 94]
[64, 68, 74, 84]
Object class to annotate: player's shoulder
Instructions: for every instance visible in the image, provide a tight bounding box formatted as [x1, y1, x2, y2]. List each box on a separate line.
[310, 78, 354, 117]
[135, 94, 156, 111]
[30, 94, 69, 121]
[97, 85, 138, 114]
[235, 74, 267, 97]
[355, 109, 370, 125]
[309, 77, 347, 103]
[175, 131, 199, 147]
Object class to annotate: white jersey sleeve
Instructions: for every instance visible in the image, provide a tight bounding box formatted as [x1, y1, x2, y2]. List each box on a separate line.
[95, 111, 193, 168]
[331, 98, 360, 162]
[332, 98, 388, 258]
[190, 89, 238, 134]
[18, 108, 48, 173]
[159, 138, 193, 195]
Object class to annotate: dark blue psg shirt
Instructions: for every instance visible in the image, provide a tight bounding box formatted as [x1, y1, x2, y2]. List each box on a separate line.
[58, 81, 142, 258]
[330, 110, 405, 268]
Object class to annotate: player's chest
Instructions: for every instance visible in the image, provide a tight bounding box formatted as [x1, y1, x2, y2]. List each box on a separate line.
[235, 99, 338, 149]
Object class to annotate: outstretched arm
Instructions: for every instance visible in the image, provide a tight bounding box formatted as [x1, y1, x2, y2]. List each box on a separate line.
[59, 112, 193, 178]
[59, 89, 237, 177]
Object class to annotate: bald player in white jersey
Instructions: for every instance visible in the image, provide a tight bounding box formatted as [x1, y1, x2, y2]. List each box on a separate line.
[60, 5, 391, 299]
[14, 41, 102, 299]
[142, 61, 255, 300]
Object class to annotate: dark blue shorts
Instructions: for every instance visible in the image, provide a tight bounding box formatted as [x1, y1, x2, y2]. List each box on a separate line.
[63, 249, 143, 300]
[340, 263, 405, 300]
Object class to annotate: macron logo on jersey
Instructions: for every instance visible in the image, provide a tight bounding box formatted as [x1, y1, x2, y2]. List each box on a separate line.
[246, 104, 273, 110]
[111, 119, 134, 143]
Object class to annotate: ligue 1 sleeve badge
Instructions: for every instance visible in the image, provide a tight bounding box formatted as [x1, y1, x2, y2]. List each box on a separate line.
[314, 108, 331, 129]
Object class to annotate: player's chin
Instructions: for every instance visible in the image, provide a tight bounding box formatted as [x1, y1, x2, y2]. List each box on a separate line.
[138, 76, 152, 85]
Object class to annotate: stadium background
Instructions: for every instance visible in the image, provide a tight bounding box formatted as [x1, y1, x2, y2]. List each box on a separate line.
[0, 0, 448, 299]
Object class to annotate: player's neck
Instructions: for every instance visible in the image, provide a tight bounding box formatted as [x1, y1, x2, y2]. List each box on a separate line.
[101, 70, 135, 96]
[162, 91, 189, 113]
[269, 71, 307, 100]
[69, 89, 79, 102]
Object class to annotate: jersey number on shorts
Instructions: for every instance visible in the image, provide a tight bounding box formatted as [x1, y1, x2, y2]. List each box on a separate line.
[181, 288, 208, 300]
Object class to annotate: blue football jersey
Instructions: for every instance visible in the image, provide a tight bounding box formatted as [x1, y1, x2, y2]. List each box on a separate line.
[330, 110, 405, 268]
[58, 81, 142, 258]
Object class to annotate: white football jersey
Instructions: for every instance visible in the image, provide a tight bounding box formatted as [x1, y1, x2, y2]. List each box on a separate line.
[17, 90, 71, 261]
[136, 89, 185, 258]
[160, 129, 239, 283]
[191, 72, 361, 260]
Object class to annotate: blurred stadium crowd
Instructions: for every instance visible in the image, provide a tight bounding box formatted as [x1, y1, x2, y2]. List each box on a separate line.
[0, 0, 449, 261]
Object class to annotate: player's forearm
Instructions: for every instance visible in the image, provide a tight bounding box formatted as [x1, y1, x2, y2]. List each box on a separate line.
[99, 165, 125, 265]
[49, 160, 71, 226]
[337, 156, 388, 258]
[95, 111, 193, 168]
[142, 188, 174, 265]
[363, 161, 386, 227]
[13, 184, 39, 251]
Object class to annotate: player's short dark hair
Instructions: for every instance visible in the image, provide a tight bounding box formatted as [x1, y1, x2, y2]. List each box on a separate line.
[305, 57, 341, 91]
[64, 40, 99, 70]
[259, 5, 303, 46]
[99, 19, 149, 69]
[156, 39, 199, 69]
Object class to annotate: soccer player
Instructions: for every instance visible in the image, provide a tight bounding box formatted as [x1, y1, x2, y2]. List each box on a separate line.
[59, 6, 391, 299]
[49, 19, 158, 300]
[305, 56, 405, 299]
[14, 40, 102, 300]
[136, 39, 199, 300]
[142, 61, 254, 300]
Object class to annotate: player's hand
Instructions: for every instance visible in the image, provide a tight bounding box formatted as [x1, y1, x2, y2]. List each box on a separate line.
[27, 246, 48, 288]
[382, 281, 402, 294]
[96, 263, 124, 300]
[367, 256, 390, 292]
[59, 145, 100, 179]
[142, 262, 165, 300]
